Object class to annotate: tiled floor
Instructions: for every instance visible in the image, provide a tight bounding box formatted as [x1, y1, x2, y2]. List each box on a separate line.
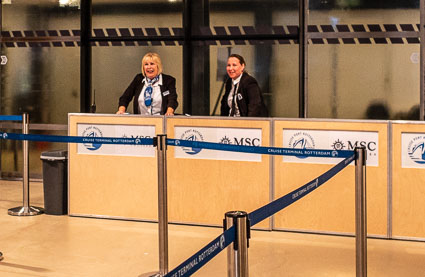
[0, 180, 424, 276]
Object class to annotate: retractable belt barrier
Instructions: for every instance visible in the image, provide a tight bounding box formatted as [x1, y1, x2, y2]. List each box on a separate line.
[166, 138, 354, 158]
[0, 130, 362, 277]
[0, 115, 23, 121]
[164, 153, 355, 277]
[0, 132, 352, 158]
[1, 132, 154, 145]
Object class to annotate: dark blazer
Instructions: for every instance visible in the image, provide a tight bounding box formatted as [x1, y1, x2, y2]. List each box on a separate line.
[118, 73, 178, 115]
[220, 72, 268, 117]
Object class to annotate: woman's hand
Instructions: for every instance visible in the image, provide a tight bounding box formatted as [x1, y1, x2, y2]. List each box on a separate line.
[165, 107, 174, 116]
[116, 106, 126, 114]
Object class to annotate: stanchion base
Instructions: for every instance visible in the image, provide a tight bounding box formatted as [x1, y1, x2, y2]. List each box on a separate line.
[138, 271, 163, 277]
[8, 206, 44, 216]
[0, 251, 3, 261]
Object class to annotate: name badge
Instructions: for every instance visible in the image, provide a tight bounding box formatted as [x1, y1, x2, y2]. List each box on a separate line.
[162, 90, 170, 96]
[237, 93, 243, 100]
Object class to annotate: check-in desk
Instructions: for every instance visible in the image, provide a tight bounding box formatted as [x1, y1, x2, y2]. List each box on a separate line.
[392, 121, 425, 240]
[166, 117, 271, 229]
[68, 113, 163, 220]
[68, 115, 425, 240]
[68, 114, 271, 229]
[273, 119, 389, 237]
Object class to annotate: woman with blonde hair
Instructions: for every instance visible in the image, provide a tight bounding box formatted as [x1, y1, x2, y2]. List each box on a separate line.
[117, 52, 178, 115]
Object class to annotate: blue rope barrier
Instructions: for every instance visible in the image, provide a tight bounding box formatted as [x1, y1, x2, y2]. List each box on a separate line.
[1, 130, 357, 275]
[1, 132, 354, 158]
[167, 138, 354, 158]
[166, 153, 356, 276]
[0, 115, 23, 121]
[249, 153, 356, 226]
[0, 132, 154, 146]
[165, 226, 236, 277]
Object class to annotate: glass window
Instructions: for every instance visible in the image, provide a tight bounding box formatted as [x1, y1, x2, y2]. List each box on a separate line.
[210, 44, 298, 118]
[92, 46, 183, 114]
[308, 0, 420, 119]
[92, 0, 183, 29]
[1, 1, 80, 124]
[91, 0, 184, 114]
[208, 0, 299, 117]
[1, 1, 79, 178]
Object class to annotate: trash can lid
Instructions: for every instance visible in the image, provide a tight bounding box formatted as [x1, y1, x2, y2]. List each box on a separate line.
[40, 150, 68, 161]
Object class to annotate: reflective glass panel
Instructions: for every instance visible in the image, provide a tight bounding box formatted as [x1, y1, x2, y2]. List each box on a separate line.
[91, 0, 184, 114]
[308, 1, 420, 119]
[210, 44, 298, 118]
[92, 45, 183, 114]
[92, 0, 183, 29]
[1, 1, 79, 178]
[209, 0, 299, 117]
[1, 1, 80, 123]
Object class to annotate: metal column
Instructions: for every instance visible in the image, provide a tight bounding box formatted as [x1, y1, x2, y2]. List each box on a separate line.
[140, 134, 169, 277]
[299, 0, 309, 118]
[225, 211, 249, 277]
[80, 0, 92, 113]
[8, 113, 44, 216]
[420, 0, 425, 120]
[355, 147, 367, 277]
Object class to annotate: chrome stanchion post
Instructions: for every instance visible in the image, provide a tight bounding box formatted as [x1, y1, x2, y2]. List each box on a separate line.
[140, 134, 168, 277]
[224, 211, 249, 277]
[355, 147, 367, 277]
[157, 134, 169, 275]
[8, 113, 44, 216]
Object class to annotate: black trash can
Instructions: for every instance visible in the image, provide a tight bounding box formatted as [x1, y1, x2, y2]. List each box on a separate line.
[40, 150, 68, 215]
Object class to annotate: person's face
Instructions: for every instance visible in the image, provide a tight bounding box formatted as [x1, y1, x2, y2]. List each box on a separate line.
[227, 57, 245, 80]
[143, 58, 159, 79]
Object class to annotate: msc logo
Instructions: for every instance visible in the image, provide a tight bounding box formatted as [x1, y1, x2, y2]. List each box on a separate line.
[288, 132, 315, 159]
[82, 126, 103, 151]
[332, 139, 345, 150]
[407, 135, 425, 164]
[220, 136, 232, 144]
[332, 139, 377, 153]
[219, 135, 260, 146]
[180, 129, 204, 155]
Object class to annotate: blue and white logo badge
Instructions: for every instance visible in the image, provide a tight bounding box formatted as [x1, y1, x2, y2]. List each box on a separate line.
[407, 135, 425, 164]
[180, 129, 204, 155]
[288, 132, 315, 159]
[121, 134, 151, 147]
[220, 136, 232, 144]
[332, 139, 345, 150]
[82, 126, 103, 151]
[219, 135, 260, 146]
[219, 235, 225, 249]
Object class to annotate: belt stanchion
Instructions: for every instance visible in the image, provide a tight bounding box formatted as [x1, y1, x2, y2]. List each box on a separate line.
[8, 113, 44, 216]
[140, 134, 169, 277]
[224, 211, 250, 277]
[355, 147, 367, 277]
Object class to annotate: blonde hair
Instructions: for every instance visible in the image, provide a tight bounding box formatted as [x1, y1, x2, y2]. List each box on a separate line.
[141, 52, 163, 77]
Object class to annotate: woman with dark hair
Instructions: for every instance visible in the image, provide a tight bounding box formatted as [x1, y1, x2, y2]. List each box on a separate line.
[220, 54, 268, 117]
[117, 52, 178, 115]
